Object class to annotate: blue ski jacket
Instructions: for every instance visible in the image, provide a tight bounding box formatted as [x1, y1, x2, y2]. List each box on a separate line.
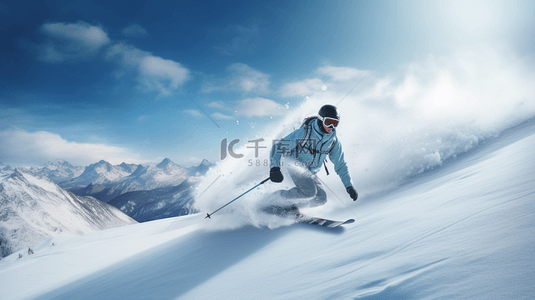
[270, 118, 353, 188]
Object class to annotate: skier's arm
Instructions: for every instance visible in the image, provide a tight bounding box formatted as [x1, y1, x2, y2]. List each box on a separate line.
[328, 140, 353, 189]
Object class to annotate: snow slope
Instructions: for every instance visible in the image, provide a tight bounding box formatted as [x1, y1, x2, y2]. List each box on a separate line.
[1, 118, 534, 299]
[0, 169, 137, 258]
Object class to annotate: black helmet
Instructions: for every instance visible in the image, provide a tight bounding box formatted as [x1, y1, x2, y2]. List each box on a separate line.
[318, 104, 339, 120]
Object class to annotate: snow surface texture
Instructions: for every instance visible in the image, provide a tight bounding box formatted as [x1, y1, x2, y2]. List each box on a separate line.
[0, 116, 534, 299]
[0, 170, 137, 258]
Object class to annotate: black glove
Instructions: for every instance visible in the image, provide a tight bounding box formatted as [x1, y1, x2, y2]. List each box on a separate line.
[346, 186, 358, 201]
[270, 167, 284, 183]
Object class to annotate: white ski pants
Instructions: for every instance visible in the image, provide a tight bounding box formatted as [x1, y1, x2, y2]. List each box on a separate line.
[275, 165, 327, 208]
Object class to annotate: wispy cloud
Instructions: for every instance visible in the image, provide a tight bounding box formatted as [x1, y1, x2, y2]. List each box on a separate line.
[107, 43, 190, 96]
[0, 128, 146, 166]
[36, 21, 110, 63]
[27, 21, 190, 97]
[214, 24, 259, 56]
[235, 97, 286, 117]
[205, 101, 228, 110]
[279, 78, 325, 97]
[201, 63, 270, 95]
[121, 24, 148, 38]
[184, 109, 203, 117]
[228, 63, 270, 94]
[279, 65, 369, 97]
[317, 65, 368, 82]
[211, 112, 235, 120]
[139, 56, 190, 93]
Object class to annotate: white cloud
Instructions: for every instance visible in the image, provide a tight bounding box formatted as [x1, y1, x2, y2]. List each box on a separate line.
[0, 129, 145, 166]
[279, 78, 325, 97]
[235, 97, 285, 117]
[278, 66, 370, 97]
[211, 112, 235, 120]
[139, 56, 190, 94]
[205, 101, 228, 110]
[107, 43, 190, 96]
[37, 21, 110, 63]
[199, 80, 224, 94]
[106, 43, 148, 66]
[214, 24, 259, 56]
[318, 65, 368, 81]
[201, 63, 271, 95]
[184, 109, 203, 117]
[121, 24, 148, 38]
[228, 63, 270, 94]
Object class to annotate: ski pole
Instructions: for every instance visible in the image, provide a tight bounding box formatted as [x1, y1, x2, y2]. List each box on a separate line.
[205, 177, 270, 219]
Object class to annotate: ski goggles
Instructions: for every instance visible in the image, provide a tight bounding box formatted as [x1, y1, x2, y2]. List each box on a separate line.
[322, 117, 339, 128]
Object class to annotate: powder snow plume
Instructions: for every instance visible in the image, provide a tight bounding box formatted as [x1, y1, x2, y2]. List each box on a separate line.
[193, 45, 535, 229]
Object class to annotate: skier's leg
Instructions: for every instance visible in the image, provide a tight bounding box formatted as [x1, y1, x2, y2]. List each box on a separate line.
[284, 167, 317, 197]
[273, 166, 317, 207]
[308, 179, 327, 207]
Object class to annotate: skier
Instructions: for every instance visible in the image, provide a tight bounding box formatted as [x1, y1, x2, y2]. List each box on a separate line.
[268, 104, 358, 209]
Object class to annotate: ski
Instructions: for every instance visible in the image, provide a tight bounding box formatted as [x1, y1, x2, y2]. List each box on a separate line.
[297, 215, 355, 228]
[261, 205, 354, 228]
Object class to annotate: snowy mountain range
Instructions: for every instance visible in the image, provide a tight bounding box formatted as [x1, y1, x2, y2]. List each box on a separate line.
[0, 169, 137, 259]
[108, 177, 198, 222]
[58, 160, 138, 190]
[25, 159, 85, 184]
[0, 157, 213, 258]
[63, 158, 213, 203]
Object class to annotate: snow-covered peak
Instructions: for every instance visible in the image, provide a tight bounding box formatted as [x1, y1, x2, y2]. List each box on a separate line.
[199, 159, 211, 166]
[4, 168, 24, 183]
[157, 157, 172, 166]
[0, 168, 137, 259]
[118, 162, 139, 173]
[42, 159, 73, 170]
[90, 160, 113, 172]
[0, 163, 12, 181]
[102, 159, 188, 195]
[23, 159, 85, 184]
[156, 158, 181, 171]
[0, 162, 12, 172]
[129, 164, 149, 177]
[5, 168, 60, 194]
[62, 160, 134, 188]
[187, 159, 214, 176]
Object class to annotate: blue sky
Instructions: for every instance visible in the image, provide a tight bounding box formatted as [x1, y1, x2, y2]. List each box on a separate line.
[1, 0, 534, 167]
